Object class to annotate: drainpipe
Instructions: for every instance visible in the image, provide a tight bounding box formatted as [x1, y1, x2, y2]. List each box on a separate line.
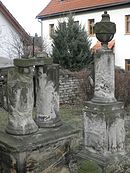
[38, 19, 43, 39]
[38, 19, 43, 51]
[32, 36, 35, 57]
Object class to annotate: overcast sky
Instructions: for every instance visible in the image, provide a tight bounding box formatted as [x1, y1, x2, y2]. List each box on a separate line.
[1, 0, 51, 36]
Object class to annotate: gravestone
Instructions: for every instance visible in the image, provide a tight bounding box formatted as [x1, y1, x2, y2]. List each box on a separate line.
[0, 55, 79, 173]
[35, 59, 62, 127]
[6, 59, 38, 135]
[77, 11, 126, 172]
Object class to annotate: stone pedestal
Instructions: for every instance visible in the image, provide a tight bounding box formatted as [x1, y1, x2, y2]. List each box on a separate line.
[84, 101, 125, 154]
[0, 124, 80, 173]
[35, 64, 62, 127]
[92, 49, 116, 103]
[84, 48, 125, 155]
[6, 66, 38, 135]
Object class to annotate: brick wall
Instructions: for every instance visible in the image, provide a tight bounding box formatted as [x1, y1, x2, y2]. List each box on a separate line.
[59, 69, 81, 104]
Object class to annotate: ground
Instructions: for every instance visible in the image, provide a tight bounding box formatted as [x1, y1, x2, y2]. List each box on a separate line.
[59, 104, 83, 129]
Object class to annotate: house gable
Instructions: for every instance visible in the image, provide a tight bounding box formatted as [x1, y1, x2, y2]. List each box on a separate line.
[0, 1, 30, 41]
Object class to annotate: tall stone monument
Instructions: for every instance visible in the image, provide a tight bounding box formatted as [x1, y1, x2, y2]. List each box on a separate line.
[81, 11, 126, 168]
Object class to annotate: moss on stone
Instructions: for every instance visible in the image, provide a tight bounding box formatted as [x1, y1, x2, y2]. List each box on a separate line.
[0, 108, 8, 128]
[78, 160, 102, 173]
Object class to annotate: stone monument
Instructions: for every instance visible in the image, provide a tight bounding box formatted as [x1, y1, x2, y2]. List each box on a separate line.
[78, 11, 126, 171]
[0, 55, 79, 173]
[6, 59, 38, 135]
[35, 54, 62, 127]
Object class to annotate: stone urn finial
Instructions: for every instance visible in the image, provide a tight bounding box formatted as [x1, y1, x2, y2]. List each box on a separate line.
[94, 11, 116, 49]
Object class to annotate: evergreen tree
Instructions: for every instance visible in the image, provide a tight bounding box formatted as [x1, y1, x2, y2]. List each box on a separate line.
[52, 14, 92, 71]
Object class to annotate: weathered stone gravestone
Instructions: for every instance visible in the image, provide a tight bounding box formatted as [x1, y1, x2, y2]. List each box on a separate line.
[35, 62, 62, 127]
[0, 55, 79, 173]
[78, 11, 127, 172]
[6, 59, 39, 135]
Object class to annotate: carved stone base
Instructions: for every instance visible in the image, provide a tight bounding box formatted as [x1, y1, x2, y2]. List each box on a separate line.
[35, 117, 62, 128]
[6, 119, 38, 135]
[0, 124, 79, 173]
[83, 101, 125, 155]
[91, 95, 116, 104]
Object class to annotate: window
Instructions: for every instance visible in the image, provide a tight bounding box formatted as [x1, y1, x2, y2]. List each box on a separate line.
[59, 22, 66, 30]
[74, 21, 79, 26]
[88, 19, 95, 35]
[49, 24, 54, 37]
[125, 15, 130, 34]
[125, 59, 130, 71]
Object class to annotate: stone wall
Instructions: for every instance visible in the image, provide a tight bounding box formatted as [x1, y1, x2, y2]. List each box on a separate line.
[59, 70, 80, 104]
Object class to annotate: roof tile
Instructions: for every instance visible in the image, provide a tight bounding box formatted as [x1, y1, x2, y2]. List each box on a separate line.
[37, 0, 129, 18]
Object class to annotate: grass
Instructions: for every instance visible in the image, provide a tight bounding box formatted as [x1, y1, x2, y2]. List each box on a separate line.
[59, 104, 84, 130]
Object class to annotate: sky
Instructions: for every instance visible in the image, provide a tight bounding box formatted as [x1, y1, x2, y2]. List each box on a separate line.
[1, 0, 51, 36]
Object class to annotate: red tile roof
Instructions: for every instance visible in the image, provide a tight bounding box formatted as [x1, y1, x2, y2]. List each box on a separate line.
[37, 0, 130, 19]
[0, 1, 31, 42]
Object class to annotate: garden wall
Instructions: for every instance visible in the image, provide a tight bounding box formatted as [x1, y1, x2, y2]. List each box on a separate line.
[59, 69, 93, 104]
[59, 69, 80, 104]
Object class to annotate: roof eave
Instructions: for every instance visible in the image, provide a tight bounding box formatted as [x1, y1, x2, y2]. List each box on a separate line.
[37, 1, 130, 20]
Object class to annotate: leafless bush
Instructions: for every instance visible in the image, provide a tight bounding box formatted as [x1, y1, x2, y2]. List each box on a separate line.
[76, 69, 94, 103]
[115, 67, 130, 106]
[76, 67, 130, 106]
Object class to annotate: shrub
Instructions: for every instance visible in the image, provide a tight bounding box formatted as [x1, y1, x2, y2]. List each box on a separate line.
[76, 68, 94, 102]
[52, 14, 92, 71]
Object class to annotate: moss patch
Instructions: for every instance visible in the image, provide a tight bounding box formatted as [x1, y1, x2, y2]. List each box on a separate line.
[0, 108, 8, 128]
[78, 160, 102, 173]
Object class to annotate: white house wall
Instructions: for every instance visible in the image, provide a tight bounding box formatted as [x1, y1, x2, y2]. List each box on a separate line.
[0, 12, 22, 59]
[41, 7, 130, 69]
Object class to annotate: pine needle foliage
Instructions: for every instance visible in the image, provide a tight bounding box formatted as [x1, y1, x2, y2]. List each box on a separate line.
[52, 14, 92, 71]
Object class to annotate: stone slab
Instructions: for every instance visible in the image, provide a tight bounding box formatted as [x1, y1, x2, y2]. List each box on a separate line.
[0, 124, 80, 173]
[0, 123, 79, 153]
[14, 57, 53, 67]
